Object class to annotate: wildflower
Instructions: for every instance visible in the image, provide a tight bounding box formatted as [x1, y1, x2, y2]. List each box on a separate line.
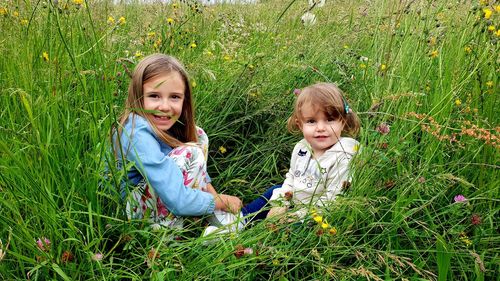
[190, 42, 197, 48]
[36, 237, 51, 251]
[308, 0, 325, 8]
[483, 8, 492, 19]
[430, 50, 439, 58]
[454, 194, 467, 203]
[488, 25, 496, 32]
[73, 0, 84, 5]
[134, 51, 143, 59]
[234, 245, 254, 258]
[313, 215, 323, 223]
[379, 64, 387, 71]
[360, 56, 369, 62]
[118, 16, 126, 25]
[13, 11, 19, 17]
[167, 18, 174, 25]
[92, 252, 103, 261]
[0, 7, 8, 16]
[329, 227, 337, 235]
[496, 30, 500, 37]
[272, 259, 280, 265]
[147, 31, 156, 38]
[459, 233, 472, 247]
[301, 12, 317, 26]
[353, 144, 360, 152]
[455, 99, 462, 106]
[172, 3, 178, 9]
[486, 81, 493, 88]
[360, 63, 366, 69]
[464, 46, 472, 54]
[321, 222, 329, 229]
[204, 50, 213, 57]
[479, 0, 488, 6]
[61, 251, 74, 263]
[107, 16, 115, 24]
[471, 214, 481, 225]
[218, 146, 227, 154]
[495, 5, 500, 13]
[293, 88, 301, 96]
[376, 123, 390, 135]
[21, 19, 28, 26]
[223, 54, 231, 61]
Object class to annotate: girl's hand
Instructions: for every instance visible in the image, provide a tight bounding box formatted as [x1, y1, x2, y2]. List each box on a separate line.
[214, 194, 242, 214]
[267, 207, 287, 218]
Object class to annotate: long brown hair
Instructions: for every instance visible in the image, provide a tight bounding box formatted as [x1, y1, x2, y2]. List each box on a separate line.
[112, 53, 198, 155]
[287, 83, 360, 137]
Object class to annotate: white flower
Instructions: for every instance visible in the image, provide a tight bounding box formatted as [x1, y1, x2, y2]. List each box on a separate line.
[360, 56, 369, 62]
[308, 0, 325, 8]
[301, 12, 317, 26]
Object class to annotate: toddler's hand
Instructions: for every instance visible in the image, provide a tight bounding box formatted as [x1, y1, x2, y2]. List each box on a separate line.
[267, 207, 287, 218]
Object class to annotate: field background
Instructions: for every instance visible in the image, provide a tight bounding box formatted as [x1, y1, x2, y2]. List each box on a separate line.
[0, 0, 498, 279]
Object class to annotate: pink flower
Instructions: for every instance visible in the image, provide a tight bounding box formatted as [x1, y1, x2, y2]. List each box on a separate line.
[376, 123, 390, 135]
[293, 88, 301, 96]
[36, 237, 51, 251]
[92, 252, 103, 261]
[454, 194, 467, 203]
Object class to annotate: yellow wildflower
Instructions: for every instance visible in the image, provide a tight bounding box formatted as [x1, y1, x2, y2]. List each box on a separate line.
[147, 31, 156, 38]
[430, 50, 439, 58]
[118, 16, 126, 25]
[42, 52, 49, 62]
[486, 81, 493, 88]
[153, 38, 162, 49]
[167, 18, 174, 24]
[329, 227, 337, 235]
[455, 99, 462, 106]
[204, 50, 213, 57]
[0, 7, 8, 16]
[313, 215, 323, 223]
[380, 64, 387, 71]
[21, 19, 28, 26]
[223, 55, 231, 61]
[13, 11, 19, 17]
[134, 51, 143, 59]
[218, 146, 227, 154]
[321, 222, 329, 229]
[353, 144, 360, 152]
[496, 30, 500, 37]
[172, 3, 178, 9]
[464, 46, 472, 54]
[343, 44, 349, 49]
[360, 63, 366, 69]
[248, 64, 254, 70]
[495, 5, 500, 13]
[488, 25, 496, 32]
[73, 0, 84, 5]
[479, 0, 489, 5]
[483, 8, 492, 19]
[190, 42, 197, 48]
[107, 16, 115, 24]
[191, 81, 197, 88]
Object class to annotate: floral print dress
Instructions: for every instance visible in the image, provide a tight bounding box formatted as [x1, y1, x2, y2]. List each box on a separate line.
[126, 127, 210, 228]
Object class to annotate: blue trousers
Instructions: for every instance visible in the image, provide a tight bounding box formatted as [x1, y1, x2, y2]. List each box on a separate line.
[241, 185, 281, 222]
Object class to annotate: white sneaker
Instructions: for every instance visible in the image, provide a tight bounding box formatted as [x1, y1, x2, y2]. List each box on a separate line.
[208, 210, 245, 232]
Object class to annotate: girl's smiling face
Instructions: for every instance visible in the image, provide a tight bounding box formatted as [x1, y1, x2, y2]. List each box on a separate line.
[299, 103, 344, 157]
[143, 72, 186, 131]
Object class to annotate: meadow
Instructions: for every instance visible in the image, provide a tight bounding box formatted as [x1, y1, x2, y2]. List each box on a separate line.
[0, 0, 499, 279]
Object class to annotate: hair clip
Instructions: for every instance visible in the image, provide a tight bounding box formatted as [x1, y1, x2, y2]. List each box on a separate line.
[343, 98, 350, 114]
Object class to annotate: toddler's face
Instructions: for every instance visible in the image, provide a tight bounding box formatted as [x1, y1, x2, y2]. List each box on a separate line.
[143, 72, 185, 131]
[299, 103, 344, 157]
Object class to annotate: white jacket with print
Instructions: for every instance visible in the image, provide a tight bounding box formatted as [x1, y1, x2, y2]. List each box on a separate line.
[270, 137, 359, 218]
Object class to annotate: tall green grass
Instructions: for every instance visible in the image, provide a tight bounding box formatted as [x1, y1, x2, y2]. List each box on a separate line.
[1, 0, 498, 279]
